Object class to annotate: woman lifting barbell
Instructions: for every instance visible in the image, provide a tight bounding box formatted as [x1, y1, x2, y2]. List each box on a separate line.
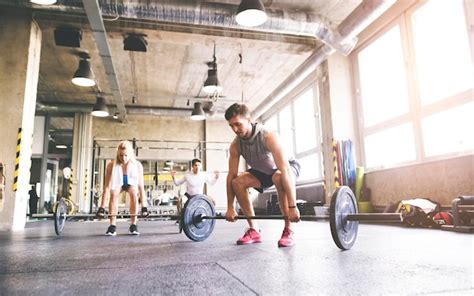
[96, 140, 149, 236]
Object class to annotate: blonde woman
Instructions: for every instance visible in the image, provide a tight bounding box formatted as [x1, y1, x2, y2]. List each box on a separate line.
[97, 141, 148, 236]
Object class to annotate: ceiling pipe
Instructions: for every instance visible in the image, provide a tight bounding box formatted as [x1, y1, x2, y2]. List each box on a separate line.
[35, 102, 219, 118]
[2, 0, 359, 55]
[251, 0, 396, 120]
[96, 1, 355, 55]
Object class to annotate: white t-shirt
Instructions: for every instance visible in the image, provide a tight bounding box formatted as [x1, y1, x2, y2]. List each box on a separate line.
[160, 192, 173, 203]
[173, 171, 217, 196]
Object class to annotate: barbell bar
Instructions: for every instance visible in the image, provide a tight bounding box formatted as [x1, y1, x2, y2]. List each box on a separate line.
[33, 200, 180, 236]
[197, 213, 402, 222]
[180, 186, 403, 250]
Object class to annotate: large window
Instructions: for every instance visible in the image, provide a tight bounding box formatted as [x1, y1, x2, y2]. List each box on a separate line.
[263, 86, 323, 182]
[353, 0, 473, 169]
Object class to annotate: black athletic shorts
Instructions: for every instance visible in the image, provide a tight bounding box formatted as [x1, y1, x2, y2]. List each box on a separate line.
[247, 159, 300, 193]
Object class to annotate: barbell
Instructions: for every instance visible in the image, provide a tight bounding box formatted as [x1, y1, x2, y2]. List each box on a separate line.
[179, 186, 403, 250]
[35, 186, 402, 250]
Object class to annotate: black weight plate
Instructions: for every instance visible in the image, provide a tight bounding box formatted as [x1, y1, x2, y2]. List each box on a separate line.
[181, 195, 216, 241]
[54, 199, 67, 235]
[329, 186, 358, 250]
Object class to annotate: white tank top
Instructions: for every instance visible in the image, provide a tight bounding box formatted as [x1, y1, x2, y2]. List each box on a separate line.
[110, 161, 139, 191]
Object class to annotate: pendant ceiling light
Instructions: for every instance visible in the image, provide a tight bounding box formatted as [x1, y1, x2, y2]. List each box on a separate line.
[72, 57, 95, 87]
[203, 65, 223, 94]
[190, 102, 206, 121]
[236, 0, 267, 27]
[202, 43, 223, 94]
[91, 96, 109, 117]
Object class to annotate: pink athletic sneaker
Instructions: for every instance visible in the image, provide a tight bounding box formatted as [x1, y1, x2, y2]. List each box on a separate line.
[278, 228, 295, 247]
[236, 228, 262, 245]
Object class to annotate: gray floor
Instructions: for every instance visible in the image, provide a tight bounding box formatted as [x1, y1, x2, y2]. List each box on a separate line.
[0, 218, 472, 295]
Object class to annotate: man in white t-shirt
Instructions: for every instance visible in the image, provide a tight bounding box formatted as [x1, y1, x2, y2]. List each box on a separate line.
[159, 188, 173, 205]
[171, 158, 219, 206]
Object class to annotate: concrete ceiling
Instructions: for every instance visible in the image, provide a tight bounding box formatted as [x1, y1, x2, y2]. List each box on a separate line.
[1, 0, 366, 120]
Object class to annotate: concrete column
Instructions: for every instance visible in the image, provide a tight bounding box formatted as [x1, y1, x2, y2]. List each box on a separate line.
[71, 113, 93, 213]
[318, 62, 337, 203]
[0, 11, 42, 230]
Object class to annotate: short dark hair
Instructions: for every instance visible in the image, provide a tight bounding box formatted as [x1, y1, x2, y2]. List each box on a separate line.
[191, 158, 201, 166]
[224, 103, 250, 121]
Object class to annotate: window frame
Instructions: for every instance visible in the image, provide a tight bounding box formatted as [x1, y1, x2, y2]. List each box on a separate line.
[261, 80, 324, 184]
[351, 0, 473, 171]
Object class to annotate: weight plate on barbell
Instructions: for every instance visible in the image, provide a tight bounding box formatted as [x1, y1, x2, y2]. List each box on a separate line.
[181, 195, 216, 241]
[54, 198, 67, 236]
[329, 186, 358, 250]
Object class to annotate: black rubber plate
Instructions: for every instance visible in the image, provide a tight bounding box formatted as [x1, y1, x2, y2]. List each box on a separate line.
[54, 198, 67, 236]
[181, 195, 216, 242]
[329, 186, 359, 250]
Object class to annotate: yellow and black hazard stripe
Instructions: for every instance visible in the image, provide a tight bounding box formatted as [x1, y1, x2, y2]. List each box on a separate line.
[83, 169, 88, 201]
[13, 128, 22, 191]
[68, 169, 73, 200]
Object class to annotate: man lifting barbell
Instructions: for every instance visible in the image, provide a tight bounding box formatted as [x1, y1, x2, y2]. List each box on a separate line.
[224, 103, 301, 247]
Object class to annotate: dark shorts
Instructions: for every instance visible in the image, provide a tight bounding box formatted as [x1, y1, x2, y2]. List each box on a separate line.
[247, 159, 301, 193]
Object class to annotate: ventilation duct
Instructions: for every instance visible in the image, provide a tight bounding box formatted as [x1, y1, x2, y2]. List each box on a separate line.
[7, 0, 359, 55]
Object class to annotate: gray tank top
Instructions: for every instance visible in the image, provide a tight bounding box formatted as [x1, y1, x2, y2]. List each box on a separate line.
[236, 123, 277, 175]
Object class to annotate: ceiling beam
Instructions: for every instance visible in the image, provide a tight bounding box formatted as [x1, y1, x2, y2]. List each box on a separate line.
[82, 0, 128, 122]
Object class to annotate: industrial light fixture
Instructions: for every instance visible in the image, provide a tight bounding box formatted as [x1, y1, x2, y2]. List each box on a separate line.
[236, 0, 267, 27]
[30, 0, 57, 5]
[56, 144, 67, 149]
[190, 102, 206, 121]
[203, 66, 223, 94]
[54, 28, 82, 48]
[203, 43, 223, 94]
[72, 55, 95, 87]
[124, 34, 148, 52]
[91, 96, 109, 117]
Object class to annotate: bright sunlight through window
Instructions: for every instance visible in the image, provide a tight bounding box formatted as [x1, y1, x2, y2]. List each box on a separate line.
[412, 0, 473, 105]
[364, 124, 416, 168]
[422, 102, 474, 157]
[358, 26, 409, 127]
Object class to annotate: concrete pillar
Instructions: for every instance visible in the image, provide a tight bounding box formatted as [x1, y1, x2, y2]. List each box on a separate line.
[71, 113, 93, 213]
[318, 62, 337, 203]
[0, 11, 42, 230]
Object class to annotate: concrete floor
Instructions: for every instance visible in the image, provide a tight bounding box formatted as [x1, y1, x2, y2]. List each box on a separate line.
[0, 218, 472, 295]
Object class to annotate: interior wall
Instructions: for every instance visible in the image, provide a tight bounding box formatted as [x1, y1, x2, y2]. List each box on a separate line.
[365, 154, 474, 207]
[92, 115, 204, 160]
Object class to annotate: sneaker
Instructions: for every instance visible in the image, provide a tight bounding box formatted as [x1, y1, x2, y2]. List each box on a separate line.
[96, 207, 106, 218]
[105, 225, 116, 236]
[278, 228, 295, 247]
[129, 224, 140, 235]
[236, 228, 262, 245]
[175, 220, 180, 226]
